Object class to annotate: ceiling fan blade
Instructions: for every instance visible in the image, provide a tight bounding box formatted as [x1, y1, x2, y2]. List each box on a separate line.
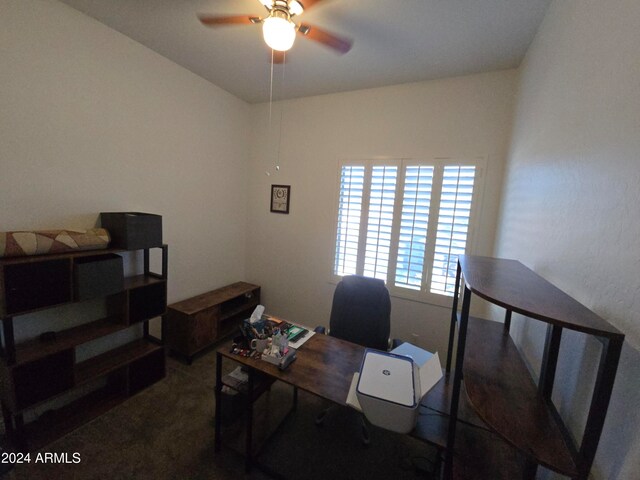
[298, 0, 325, 11]
[198, 14, 260, 27]
[298, 23, 353, 54]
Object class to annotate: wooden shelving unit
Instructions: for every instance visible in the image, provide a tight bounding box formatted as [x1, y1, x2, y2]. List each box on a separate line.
[0, 244, 169, 450]
[441, 255, 624, 479]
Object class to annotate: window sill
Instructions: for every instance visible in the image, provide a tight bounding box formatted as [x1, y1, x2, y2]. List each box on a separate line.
[387, 287, 454, 309]
[327, 277, 454, 309]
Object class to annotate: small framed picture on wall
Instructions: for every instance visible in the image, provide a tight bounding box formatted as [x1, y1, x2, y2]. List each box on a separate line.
[270, 185, 291, 214]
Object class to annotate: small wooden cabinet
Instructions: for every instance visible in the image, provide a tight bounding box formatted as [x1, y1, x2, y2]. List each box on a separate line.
[166, 282, 260, 363]
[0, 245, 168, 450]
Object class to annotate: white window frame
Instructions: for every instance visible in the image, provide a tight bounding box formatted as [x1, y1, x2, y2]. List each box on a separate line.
[331, 156, 487, 308]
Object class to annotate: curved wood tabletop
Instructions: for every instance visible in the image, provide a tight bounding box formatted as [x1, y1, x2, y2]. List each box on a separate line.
[459, 255, 623, 339]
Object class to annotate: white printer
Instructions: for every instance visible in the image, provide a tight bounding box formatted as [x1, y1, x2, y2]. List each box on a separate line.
[352, 344, 442, 434]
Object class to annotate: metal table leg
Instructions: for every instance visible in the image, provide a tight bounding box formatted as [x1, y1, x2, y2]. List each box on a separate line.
[214, 351, 222, 453]
[245, 367, 255, 472]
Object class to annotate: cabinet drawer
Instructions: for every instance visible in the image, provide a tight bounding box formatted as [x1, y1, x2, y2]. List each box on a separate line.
[190, 308, 218, 352]
[166, 306, 219, 357]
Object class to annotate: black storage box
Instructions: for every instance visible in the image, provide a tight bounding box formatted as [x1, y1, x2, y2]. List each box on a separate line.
[3, 259, 72, 315]
[74, 253, 124, 301]
[100, 212, 162, 250]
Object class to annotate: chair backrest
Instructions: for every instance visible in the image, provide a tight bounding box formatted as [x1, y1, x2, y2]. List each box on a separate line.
[329, 275, 391, 351]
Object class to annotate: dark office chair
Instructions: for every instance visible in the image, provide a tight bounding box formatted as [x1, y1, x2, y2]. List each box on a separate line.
[314, 275, 393, 445]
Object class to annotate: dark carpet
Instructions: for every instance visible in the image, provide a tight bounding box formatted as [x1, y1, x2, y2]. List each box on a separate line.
[2, 348, 439, 479]
[256, 394, 439, 480]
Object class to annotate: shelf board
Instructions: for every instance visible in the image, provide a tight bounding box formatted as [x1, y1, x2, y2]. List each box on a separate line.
[221, 371, 275, 402]
[414, 374, 487, 449]
[219, 299, 259, 322]
[75, 339, 163, 385]
[1, 274, 165, 320]
[451, 420, 530, 480]
[21, 384, 127, 451]
[168, 282, 259, 316]
[462, 316, 578, 477]
[14, 316, 127, 365]
[414, 376, 529, 480]
[0, 248, 124, 267]
[123, 274, 166, 291]
[218, 314, 251, 340]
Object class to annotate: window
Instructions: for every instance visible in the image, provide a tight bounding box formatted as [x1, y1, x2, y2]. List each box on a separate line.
[333, 158, 483, 303]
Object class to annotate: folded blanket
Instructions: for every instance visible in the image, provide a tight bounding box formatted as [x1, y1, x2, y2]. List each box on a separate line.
[0, 228, 110, 258]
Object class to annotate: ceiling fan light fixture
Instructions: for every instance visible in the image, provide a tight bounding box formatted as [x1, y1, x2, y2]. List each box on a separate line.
[262, 15, 296, 51]
[289, 1, 304, 16]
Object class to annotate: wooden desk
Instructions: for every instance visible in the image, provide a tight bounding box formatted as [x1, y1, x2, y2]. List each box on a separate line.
[214, 333, 365, 471]
[214, 328, 528, 479]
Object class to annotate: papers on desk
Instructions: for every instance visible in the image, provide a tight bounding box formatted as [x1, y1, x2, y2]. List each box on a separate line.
[346, 372, 363, 411]
[222, 367, 249, 395]
[392, 343, 443, 396]
[227, 366, 249, 383]
[287, 325, 315, 349]
[262, 315, 315, 349]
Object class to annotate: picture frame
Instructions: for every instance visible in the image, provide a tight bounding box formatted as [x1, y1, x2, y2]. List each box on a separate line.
[270, 185, 291, 214]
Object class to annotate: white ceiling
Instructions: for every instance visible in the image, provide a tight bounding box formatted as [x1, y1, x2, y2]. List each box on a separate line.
[59, 0, 551, 104]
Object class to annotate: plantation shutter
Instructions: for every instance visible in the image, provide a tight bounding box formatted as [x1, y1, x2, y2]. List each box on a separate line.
[334, 165, 365, 277]
[334, 159, 481, 301]
[395, 166, 434, 290]
[363, 166, 398, 280]
[430, 166, 476, 295]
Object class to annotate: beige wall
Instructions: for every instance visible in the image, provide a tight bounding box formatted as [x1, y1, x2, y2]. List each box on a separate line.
[494, 0, 640, 478]
[246, 70, 517, 355]
[0, 0, 251, 323]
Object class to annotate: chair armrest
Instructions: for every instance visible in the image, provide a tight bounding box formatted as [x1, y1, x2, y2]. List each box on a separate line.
[314, 326, 327, 335]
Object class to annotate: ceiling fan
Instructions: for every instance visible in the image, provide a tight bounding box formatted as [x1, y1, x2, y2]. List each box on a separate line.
[198, 0, 353, 57]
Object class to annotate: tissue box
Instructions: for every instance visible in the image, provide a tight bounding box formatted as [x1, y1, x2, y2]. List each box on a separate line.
[356, 349, 421, 434]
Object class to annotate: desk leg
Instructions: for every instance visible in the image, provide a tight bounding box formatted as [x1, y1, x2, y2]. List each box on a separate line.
[245, 367, 255, 473]
[214, 351, 222, 453]
[293, 386, 298, 412]
[444, 285, 471, 478]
